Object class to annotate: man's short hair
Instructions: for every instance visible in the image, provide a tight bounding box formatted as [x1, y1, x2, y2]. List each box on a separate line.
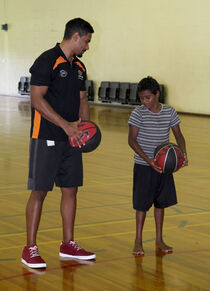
[138, 76, 160, 95]
[63, 18, 94, 39]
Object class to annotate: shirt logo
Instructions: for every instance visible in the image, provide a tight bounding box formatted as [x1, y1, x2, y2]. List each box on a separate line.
[59, 70, 68, 77]
[78, 70, 83, 80]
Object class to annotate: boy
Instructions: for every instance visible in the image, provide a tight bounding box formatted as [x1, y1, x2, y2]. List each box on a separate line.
[128, 76, 188, 255]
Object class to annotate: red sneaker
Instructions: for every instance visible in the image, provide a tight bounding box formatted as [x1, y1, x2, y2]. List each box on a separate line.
[21, 245, 46, 268]
[59, 240, 96, 260]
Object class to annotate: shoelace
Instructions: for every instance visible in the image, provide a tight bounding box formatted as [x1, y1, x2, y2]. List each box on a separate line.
[70, 241, 82, 251]
[29, 245, 40, 258]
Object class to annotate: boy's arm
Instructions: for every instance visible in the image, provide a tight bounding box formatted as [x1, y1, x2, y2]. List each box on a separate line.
[128, 125, 162, 173]
[172, 124, 188, 167]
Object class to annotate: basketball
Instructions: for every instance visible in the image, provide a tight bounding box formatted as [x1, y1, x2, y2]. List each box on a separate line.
[69, 120, 101, 153]
[154, 143, 184, 174]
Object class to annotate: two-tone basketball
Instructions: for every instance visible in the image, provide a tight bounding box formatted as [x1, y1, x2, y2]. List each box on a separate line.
[69, 120, 101, 153]
[154, 143, 184, 174]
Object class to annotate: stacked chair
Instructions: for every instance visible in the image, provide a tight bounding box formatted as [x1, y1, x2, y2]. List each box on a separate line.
[98, 81, 165, 105]
[17, 77, 165, 105]
[18, 77, 30, 95]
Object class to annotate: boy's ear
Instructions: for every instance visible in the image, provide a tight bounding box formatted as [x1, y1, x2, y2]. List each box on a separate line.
[156, 90, 160, 99]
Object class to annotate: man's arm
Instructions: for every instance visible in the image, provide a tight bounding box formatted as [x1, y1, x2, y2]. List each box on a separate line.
[79, 91, 89, 120]
[172, 124, 188, 166]
[128, 125, 162, 173]
[30, 85, 82, 141]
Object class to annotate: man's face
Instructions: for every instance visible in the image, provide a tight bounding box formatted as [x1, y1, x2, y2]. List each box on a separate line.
[75, 33, 92, 57]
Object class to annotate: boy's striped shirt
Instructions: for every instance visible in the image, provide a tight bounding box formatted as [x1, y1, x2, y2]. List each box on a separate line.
[128, 104, 180, 166]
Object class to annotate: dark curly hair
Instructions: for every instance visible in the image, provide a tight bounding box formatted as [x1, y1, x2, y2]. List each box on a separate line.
[138, 76, 160, 95]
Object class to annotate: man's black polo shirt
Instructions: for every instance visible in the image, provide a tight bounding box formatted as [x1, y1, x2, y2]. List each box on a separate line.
[29, 43, 87, 141]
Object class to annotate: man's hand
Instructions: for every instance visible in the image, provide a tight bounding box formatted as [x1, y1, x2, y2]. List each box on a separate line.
[64, 120, 87, 148]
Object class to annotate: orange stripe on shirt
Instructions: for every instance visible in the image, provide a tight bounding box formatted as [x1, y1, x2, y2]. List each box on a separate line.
[32, 110, 41, 138]
[53, 56, 67, 70]
[75, 61, 85, 72]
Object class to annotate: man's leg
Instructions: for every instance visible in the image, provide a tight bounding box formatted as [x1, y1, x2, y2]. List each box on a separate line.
[133, 210, 146, 255]
[60, 187, 77, 242]
[154, 207, 173, 253]
[59, 186, 96, 260]
[26, 190, 48, 245]
[22, 190, 48, 268]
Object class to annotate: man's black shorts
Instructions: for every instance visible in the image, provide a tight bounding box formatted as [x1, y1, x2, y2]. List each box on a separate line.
[28, 138, 83, 191]
[133, 163, 177, 211]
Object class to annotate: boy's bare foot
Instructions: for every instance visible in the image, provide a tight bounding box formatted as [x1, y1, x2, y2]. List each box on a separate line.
[133, 240, 145, 256]
[156, 241, 173, 254]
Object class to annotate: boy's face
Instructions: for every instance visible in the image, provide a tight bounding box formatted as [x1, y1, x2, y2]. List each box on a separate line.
[139, 90, 160, 111]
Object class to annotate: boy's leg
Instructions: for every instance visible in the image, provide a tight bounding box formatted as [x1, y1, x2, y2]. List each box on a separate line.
[133, 210, 146, 255]
[26, 190, 48, 245]
[154, 207, 173, 253]
[60, 187, 77, 242]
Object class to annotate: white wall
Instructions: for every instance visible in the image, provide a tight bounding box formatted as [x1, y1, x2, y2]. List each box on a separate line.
[0, 0, 210, 114]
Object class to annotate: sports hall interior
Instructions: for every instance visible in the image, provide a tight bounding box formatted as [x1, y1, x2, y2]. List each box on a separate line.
[0, 0, 210, 290]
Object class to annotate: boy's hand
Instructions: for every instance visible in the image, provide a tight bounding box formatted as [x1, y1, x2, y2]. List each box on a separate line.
[182, 153, 188, 167]
[149, 159, 163, 173]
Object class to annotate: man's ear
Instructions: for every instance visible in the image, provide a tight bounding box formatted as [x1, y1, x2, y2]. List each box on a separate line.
[72, 32, 80, 41]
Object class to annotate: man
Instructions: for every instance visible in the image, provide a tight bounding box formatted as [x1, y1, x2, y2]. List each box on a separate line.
[21, 18, 95, 269]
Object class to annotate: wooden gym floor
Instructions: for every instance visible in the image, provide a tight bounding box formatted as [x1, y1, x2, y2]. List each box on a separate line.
[0, 95, 210, 291]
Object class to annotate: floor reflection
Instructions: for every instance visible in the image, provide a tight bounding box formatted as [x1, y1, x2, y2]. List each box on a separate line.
[21, 258, 96, 291]
[90, 105, 132, 132]
[133, 253, 166, 290]
[60, 258, 96, 291]
[18, 100, 31, 117]
[22, 265, 46, 291]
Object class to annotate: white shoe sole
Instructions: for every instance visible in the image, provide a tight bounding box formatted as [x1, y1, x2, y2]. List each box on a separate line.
[59, 252, 96, 260]
[21, 258, 46, 269]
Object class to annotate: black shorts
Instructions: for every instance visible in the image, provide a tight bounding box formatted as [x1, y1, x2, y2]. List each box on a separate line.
[133, 164, 177, 211]
[28, 138, 83, 191]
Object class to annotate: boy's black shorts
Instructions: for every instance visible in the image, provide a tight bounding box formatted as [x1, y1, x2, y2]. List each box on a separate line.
[28, 138, 83, 191]
[133, 163, 177, 211]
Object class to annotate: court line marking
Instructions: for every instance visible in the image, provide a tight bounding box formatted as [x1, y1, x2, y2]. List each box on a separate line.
[178, 220, 188, 228]
[0, 204, 208, 219]
[177, 225, 210, 238]
[1, 248, 210, 282]
[0, 258, 16, 261]
[0, 211, 210, 238]
[0, 221, 210, 251]
[0, 202, 131, 219]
